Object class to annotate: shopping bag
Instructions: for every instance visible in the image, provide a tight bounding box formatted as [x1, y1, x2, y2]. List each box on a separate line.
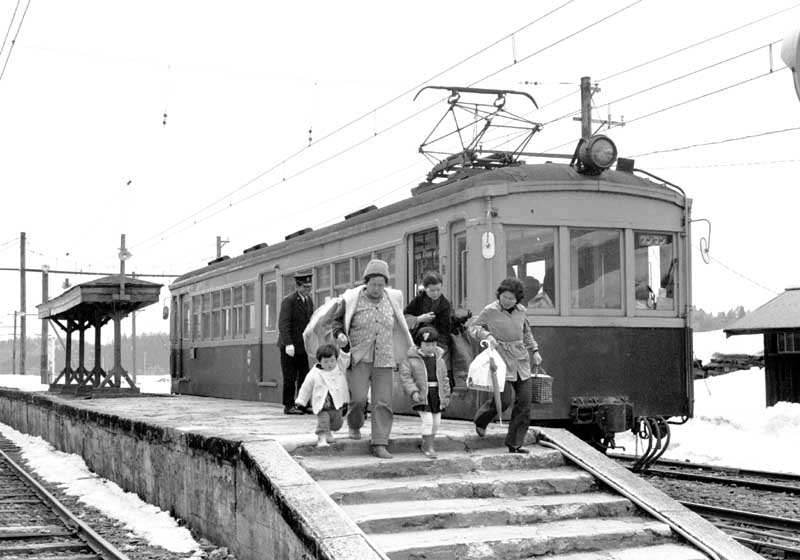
[531, 365, 553, 404]
[467, 346, 506, 393]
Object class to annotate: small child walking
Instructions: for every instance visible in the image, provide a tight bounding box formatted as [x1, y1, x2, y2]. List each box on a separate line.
[399, 326, 451, 458]
[295, 343, 350, 447]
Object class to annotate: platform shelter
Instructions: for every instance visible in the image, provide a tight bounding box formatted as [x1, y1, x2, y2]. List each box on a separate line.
[36, 275, 162, 395]
[725, 286, 800, 405]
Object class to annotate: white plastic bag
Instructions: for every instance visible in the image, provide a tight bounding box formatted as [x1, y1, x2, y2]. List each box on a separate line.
[467, 346, 506, 393]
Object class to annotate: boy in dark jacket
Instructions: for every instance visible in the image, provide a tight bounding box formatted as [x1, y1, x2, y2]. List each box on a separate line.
[398, 327, 452, 458]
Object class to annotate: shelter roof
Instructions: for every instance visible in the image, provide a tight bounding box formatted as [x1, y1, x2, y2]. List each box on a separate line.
[37, 275, 163, 322]
[724, 286, 800, 336]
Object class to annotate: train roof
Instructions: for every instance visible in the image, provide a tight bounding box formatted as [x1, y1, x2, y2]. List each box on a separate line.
[171, 162, 685, 289]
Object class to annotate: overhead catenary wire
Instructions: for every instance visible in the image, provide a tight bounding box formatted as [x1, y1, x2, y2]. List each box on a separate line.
[532, 1, 800, 115]
[631, 123, 800, 158]
[0, 0, 32, 81]
[135, 2, 642, 251]
[131, 1, 578, 251]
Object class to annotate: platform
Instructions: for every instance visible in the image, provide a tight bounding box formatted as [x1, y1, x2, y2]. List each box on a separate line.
[0, 388, 761, 560]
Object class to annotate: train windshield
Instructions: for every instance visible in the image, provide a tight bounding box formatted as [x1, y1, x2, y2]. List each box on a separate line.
[634, 232, 675, 311]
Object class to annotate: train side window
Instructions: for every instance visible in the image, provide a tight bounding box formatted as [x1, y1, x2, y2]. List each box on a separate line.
[221, 288, 231, 337]
[201, 293, 212, 339]
[244, 283, 256, 335]
[410, 228, 439, 294]
[569, 228, 622, 310]
[282, 275, 296, 301]
[334, 260, 350, 296]
[505, 226, 556, 311]
[355, 254, 372, 282]
[264, 281, 277, 331]
[232, 286, 243, 337]
[375, 248, 396, 286]
[181, 295, 190, 340]
[634, 232, 675, 311]
[211, 291, 221, 338]
[314, 264, 332, 306]
[191, 295, 201, 340]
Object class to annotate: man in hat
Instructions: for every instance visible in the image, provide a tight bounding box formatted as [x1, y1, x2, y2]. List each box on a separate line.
[278, 272, 315, 414]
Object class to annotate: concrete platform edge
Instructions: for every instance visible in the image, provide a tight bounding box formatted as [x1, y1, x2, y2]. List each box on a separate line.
[0, 388, 388, 560]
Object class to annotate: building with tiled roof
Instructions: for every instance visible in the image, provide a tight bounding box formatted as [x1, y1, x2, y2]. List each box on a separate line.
[724, 287, 800, 405]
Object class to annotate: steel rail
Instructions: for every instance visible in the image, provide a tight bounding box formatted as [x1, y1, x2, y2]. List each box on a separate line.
[680, 502, 800, 533]
[611, 453, 800, 482]
[0, 446, 130, 560]
[612, 454, 800, 494]
[683, 503, 800, 556]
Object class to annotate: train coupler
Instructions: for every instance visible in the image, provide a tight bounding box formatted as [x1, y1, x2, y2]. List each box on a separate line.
[570, 396, 634, 434]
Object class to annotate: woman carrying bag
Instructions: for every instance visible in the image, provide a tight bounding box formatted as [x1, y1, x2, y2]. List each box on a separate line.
[468, 277, 542, 454]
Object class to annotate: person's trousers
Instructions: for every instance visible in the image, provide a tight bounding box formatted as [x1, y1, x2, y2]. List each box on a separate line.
[473, 375, 532, 449]
[316, 408, 344, 435]
[280, 349, 310, 408]
[347, 362, 393, 446]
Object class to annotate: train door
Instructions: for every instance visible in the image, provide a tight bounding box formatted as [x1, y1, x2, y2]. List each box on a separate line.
[408, 227, 440, 297]
[178, 294, 189, 378]
[451, 223, 468, 311]
[259, 272, 281, 401]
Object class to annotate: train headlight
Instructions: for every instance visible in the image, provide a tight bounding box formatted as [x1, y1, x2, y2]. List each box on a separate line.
[578, 135, 617, 173]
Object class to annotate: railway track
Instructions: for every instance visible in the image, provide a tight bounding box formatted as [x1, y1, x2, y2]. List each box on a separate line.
[0, 435, 130, 560]
[612, 454, 800, 558]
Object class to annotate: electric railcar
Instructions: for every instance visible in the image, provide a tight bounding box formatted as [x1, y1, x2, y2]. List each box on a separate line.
[168, 150, 693, 448]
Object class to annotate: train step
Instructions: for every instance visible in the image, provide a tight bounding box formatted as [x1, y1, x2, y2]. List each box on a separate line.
[369, 517, 675, 560]
[540, 543, 709, 560]
[295, 445, 565, 480]
[340, 492, 636, 532]
[317, 466, 597, 504]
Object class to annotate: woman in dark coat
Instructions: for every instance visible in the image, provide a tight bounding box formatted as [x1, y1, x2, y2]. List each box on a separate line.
[404, 271, 453, 386]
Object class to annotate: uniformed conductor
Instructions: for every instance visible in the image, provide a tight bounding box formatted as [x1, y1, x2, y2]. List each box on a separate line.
[278, 272, 315, 414]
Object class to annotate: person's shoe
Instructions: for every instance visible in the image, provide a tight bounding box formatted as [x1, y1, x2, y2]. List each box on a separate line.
[371, 445, 393, 459]
[507, 446, 530, 454]
[475, 424, 487, 438]
[348, 428, 362, 440]
[316, 436, 329, 448]
[284, 406, 304, 415]
[325, 432, 335, 444]
[421, 435, 437, 459]
[303, 406, 314, 415]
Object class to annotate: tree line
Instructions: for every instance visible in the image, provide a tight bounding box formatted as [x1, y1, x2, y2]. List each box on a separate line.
[0, 332, 169, 376]
[690, 305, 747, 332]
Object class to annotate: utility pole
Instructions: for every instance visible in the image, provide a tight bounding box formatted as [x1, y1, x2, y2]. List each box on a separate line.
[19, 232, 26, 375]
[580, 76, 592, 141]
[12, 311, 17, 375]
[216, 236, 229, 258]
[132, 272, 137, 384]
[40, 265, 49, 383]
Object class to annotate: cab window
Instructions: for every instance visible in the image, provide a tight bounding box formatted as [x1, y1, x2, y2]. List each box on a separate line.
[634, 232, 675, 311]
[570, 228, 622, 310]
[505, 226, 556, 310]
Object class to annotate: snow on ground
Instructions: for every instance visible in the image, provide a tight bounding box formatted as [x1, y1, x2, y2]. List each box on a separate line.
[1, 328, 799, 553]
[615, 330, 800, 474]
[0, 421, 202, 557]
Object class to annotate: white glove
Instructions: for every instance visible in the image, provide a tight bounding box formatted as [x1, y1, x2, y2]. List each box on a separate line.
[337, 333, 349, 347]
[285, 344, 295, 357]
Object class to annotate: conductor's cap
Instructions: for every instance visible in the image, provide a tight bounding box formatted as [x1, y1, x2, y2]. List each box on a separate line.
[293, 272, 312, 284]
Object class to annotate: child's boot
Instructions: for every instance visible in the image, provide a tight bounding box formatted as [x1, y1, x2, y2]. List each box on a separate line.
[325, 431, 335, 444]
[316, 434, 329, 447]
[422, 434, 437, 458]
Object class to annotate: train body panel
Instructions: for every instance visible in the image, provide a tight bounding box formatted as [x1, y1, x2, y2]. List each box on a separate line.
[168, 163, 693, 437]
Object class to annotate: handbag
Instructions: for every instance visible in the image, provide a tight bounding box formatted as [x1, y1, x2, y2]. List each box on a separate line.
[531, 365, 553, 404]
[466, 346, 507, 393]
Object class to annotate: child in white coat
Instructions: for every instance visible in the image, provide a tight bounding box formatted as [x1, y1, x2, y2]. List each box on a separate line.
[295, 343, 350, 447]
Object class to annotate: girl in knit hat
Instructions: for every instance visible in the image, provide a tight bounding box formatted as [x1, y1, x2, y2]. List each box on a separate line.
[398, 326, 451, 458]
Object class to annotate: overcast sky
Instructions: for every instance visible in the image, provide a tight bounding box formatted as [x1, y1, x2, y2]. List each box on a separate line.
[2, 0, 799, 340]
